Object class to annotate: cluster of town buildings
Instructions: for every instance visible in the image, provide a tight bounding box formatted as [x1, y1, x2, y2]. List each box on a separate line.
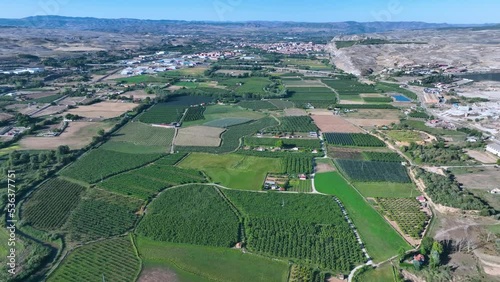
[1, 68, 45, 75]
[241, 42, 325, 55]
[382, 63, 468, 76]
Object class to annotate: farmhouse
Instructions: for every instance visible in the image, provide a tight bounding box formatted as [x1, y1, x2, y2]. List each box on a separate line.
[416, 195, 427, 204]
[299, 174, 307, 181]
[486, 142, 500, 157]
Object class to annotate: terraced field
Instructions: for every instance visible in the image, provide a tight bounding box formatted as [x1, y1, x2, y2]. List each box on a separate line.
[48, 236, 140, 282]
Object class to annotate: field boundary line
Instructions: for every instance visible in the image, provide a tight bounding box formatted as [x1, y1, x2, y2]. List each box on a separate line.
[86, 153, 167, 185]
[130, 234, 143, 282]
[329, 158, 413, 253]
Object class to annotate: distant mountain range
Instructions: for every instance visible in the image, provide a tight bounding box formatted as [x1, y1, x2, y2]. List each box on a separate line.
[0, 16, 495, 35]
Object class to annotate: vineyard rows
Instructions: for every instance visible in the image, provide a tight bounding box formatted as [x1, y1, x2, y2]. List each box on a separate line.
[177, 117, 278, 154]
[65, 189, 142, 241]
[282, 156, 313, 174]
[266, 116, 318, 133]
[139, 103, 186, 124]
[376, 198, 430, 238]
[183, 106, 206, 122]
[137, 185, 240, 247]
[238, 100, 278, 110]
[362, 152, 403, 162]
[60, 149, 164, 184]
[222, 190, 365, 273]
[48, 236, 140, 282]
[245, 137, 321, 149]
[324, 133, 385, 147]
[98, 163, 206, 200]
[23, 178, 86, 230]
[335, 159, 411, 183]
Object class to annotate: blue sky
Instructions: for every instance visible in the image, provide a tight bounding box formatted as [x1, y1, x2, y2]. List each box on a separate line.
[0, 0, 497, 24]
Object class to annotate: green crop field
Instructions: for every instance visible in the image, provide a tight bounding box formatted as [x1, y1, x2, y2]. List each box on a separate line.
[65, 189, 142, 241]
[219, 77, 272, 96]
[287, 87, 336, 102]
[283, 58, 332, 70]
[244, 137, 321, 149]
[178, 153, 282, 190]
[222, 190, 364, 273]
[101, 122, 175, 154]
[362, 152, 403, 162]
[314, 172, 410, 261]
[117, 75, 171, 84]
[177, 117, 278, 154]
[376, 198, 430, 238]
[322, 79, 379, 95]
[22, 178, 86, 230]
[288, 179, 313, 192]
[138, 103, 186, 124]
[238, 100, 278, 110]
[282, 155, 313, 174]
[268, 99, 295, 109]
[137, 185, 240, 247]
[362, 97, 392, 103]
[60, 148, 163, 184]
[401, 120, 467, 138]
[48, 236, 140, 282]
[335, 159, 411, 183]
[174, 81, 199, 88]
[353, 182, 419, 198]
[183, 104, 264, 127]
[375, 82, 418, 100]
[33, 94, 64, 104]
[324, 133, 385, 147]
[98, 155, 205, 200]
[353, 263, 396, 282]
[204, 117, 253, 128]
[183, 106, 206, 122]
[136, 237, 289, 282]
[386, 130, 423, 143]
[267, 116, 319, 133]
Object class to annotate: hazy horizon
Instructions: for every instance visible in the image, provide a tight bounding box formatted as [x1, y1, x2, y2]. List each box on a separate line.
[0, 0, 498, 24]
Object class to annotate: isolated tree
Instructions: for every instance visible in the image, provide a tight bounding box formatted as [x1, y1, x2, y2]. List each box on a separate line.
[275, 139, 284, 148]
[430, 241, 444, 267]
[97, 129, 105, 137]
[420, 237, 434, 255]
[398, 247, 406, 262]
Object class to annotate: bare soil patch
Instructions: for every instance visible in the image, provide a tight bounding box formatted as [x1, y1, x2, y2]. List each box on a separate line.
[359, 93, 386, 98]
[466, 149, 498, 164]
[307, 109, 332, 115]
[58, 97, 88, 106]
[315, 162, 336, 173]
[22, 91, 58, 99]
[19, 121, 113, 150]
[67, 101, 138, 119]
[345, 118, 399, 127]
[311, 114, 362, 133]
[0, 113, 13, 122]
[138, 268, 179, 282]
[338, 99, 366, 104]
[454, 167, 500, 190]
[120, 90, 156, 101]
[174, 126, 225, 147]
[32, 105, 68, 117]
[284, 108, 307, 116]
[345, 109, 401, 120]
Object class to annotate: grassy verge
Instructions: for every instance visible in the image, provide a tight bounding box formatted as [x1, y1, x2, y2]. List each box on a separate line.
[178, 153, 282, 190]
[136, 236, 289, 282]
[315, 172, 411, 261]
[353, 182, 420, 198]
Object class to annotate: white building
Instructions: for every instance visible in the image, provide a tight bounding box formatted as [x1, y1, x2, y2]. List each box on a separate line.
[486, 142, 500, 157]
